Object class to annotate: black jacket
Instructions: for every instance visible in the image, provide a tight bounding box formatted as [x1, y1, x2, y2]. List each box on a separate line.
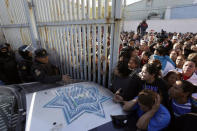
[31, 60, 62, 83]
[111, 69, 141, 101]
[113, 75, 169, 106]
[18, 58, 35, 83]
[0, 52, 21, 84]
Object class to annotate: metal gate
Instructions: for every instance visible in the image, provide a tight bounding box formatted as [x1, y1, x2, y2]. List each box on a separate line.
[0, 0, 124, 87]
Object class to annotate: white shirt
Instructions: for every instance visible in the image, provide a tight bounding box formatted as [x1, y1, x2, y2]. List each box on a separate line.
[178, 69, 197, 86]
[162, 61, 176, 76]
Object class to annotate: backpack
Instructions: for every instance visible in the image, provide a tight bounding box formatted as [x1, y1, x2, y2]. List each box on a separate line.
[0, 85, 26, 131]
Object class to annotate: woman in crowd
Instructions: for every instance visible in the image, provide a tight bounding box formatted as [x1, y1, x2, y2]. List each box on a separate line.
[140, 51, 150, 66]
[128, 56, 141, 78]
[112, 47, 141, 101]
[163, 71, 181, 90]
[148, 59, 163, 78]
[138, 63, 169, 105]
[114, 63, 169, 106]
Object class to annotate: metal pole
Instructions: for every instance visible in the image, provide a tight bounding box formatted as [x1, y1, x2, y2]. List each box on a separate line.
[122, 0, 127, 31]
[112, 0, 122, 70]
[108, 0, 122, 88]
[23, 0, 40, 48]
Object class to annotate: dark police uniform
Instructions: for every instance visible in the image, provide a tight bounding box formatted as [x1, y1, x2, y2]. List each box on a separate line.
[31, 49, 62, 83]
[0, 44, 21, 84]
[18, 59, 35, 83]
[18, 45, 35, 83]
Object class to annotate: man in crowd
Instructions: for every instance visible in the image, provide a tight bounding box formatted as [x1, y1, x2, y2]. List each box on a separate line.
[122, 90, 170, 131]
[137, 20, 148, 38]
[169, 80, 196, 117]
[168, 80, 197, 130]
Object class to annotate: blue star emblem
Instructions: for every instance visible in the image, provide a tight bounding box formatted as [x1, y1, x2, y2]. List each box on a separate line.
[43, 84, 111, 124]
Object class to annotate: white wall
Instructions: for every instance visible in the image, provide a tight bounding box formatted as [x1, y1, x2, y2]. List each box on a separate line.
[123, 18, 197, 33]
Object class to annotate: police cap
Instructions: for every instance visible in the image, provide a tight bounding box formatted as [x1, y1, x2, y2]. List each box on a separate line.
[35, 48, 48, 58]
[19, 45, 29, 56]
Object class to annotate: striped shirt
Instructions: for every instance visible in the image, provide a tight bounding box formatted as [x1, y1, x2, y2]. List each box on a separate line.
[171, 99, 191, 117]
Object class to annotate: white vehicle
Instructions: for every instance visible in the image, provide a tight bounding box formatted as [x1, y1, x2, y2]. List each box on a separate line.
[0, 82, 125, 131]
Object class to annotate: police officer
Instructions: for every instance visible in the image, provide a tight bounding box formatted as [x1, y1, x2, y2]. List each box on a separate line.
[32, 48, 70, 83]
[0, 43, 21, 84]
[18, 45, 35, 83]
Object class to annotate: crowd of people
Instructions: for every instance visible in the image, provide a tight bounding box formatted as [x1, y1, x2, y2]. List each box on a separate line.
[111, 26, 197, 130]
[0, 22, 197, 130]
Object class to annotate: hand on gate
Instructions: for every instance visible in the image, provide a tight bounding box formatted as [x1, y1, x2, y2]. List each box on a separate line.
[62, 75, 72, 83]
[113, 89, 124, 103]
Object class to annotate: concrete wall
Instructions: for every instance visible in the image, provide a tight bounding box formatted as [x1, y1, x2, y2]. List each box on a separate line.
[123, 18, 197, 33]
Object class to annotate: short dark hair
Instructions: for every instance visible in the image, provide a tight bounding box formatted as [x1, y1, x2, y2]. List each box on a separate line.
[157, 38, 164, 43]
[155, 45, 167, 56]
[119, 46, 135, 59]
[130, 56, 140, 68]
[134, 46, 139, 50]
[138, 90, 157, 109]
[143, 63, 160, 78]
[164, 71, 181, 81]
[148, 59, 162, 70]
[179, 80, 196, 97]
[117, 57, 131, 77]
[142, 51, 151, 57]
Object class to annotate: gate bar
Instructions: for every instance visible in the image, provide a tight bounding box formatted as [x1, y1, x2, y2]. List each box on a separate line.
[0, 24, 29, 28]
[37, 19, 115, 27]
